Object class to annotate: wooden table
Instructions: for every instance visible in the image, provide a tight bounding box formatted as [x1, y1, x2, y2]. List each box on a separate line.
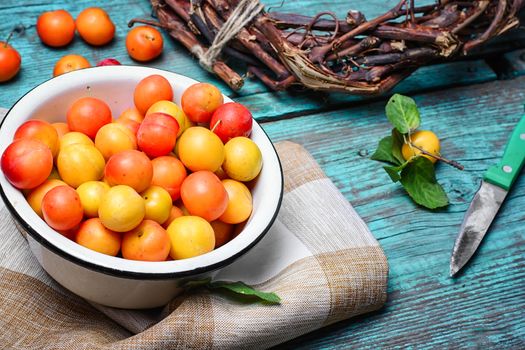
[1, 1, 524, 348]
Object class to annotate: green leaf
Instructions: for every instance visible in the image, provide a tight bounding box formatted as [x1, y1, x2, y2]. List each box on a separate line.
[385, 94, 420, 134]
[371, 136, 401, 165]
[209, 281, 281, 305]
[383, 165, 401, 182]
[383, 159, 410, 183]
[391, 129, 406, 165]
[400, 157, 449, 209]
[182, 279, 281, 305]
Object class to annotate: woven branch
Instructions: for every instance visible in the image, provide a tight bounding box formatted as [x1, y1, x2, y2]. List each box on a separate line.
[145, 0, 525, 94]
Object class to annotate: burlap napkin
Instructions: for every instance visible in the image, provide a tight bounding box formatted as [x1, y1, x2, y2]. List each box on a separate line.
[0, 108, 388, 349]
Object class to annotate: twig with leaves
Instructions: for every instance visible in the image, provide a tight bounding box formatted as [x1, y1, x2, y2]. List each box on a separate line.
[371, 94, 463, 209]
[408, 143, 464, 170]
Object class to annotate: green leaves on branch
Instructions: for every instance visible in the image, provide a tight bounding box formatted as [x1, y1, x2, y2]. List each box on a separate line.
[384, 162, 409, 183]
[370, 135, 398, 165]
[385, 94, 420, 134]
[400, 157, 449, 209]
[371, 129, 406, 167]
[371, 94, 449, 209]
[391, 129, 406, 165]
[184, 278, 281, 305]
[371, 130, 409, 183]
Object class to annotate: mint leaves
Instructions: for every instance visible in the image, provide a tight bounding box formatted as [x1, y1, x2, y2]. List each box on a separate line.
[372, 94, 450, 209]
[209, 281, 281, 304]
[371, 129, 406, 166]
[184, 278, 281, 305]
[391, 129, 406, 164]
[400, 157, 449, 209]
[385, 94, 420, 134]
[371, 135, 398, 164]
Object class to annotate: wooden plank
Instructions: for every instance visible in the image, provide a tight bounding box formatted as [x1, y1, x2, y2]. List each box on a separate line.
[503, 49, 525, 77]
[236, 60, 497, 121]
[0, 1, 524, 348]
[0, 0, 395, 107]
[0, 0, 431, 107]
[265, 76, 525, 349]
[0, 0, 503, 116]
[0, 0, 287, 104]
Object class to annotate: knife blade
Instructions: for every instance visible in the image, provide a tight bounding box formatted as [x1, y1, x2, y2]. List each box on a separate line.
[450, 113, 525, 277]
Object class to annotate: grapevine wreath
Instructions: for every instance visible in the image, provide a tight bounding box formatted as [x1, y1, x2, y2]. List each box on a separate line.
[131, 0, 525, 94]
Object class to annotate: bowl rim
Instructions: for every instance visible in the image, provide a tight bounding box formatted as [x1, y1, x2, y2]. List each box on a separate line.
[0, 65, 283, 280]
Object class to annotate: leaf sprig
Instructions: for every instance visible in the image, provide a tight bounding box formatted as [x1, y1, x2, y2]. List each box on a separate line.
[184, 278, 281, 305]
[371, 94, 457, 209]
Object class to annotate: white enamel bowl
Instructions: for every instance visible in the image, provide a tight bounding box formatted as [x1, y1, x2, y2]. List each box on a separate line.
[0, 66, 283, 309]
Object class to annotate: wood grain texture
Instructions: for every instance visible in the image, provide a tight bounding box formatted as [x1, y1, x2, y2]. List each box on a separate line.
[236, 61, 497, 121]
[1, 0, 525, 349]
[0, 0, 520, 117]
[268, 76, 525, 349]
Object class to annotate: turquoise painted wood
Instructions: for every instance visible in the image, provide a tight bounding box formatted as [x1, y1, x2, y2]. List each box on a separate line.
[504, 49, 525, 77]
[236, 60, 497, 121]
[270, 76, 525, 348]
[1, 1, 525, 349]
[0, 0, 509, 116]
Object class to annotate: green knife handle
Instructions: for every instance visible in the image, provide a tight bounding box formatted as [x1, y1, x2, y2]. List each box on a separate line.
[484, 113, 525, 191]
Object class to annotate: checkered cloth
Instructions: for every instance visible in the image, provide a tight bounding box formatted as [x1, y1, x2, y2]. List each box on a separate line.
[0, 108, 387, 349]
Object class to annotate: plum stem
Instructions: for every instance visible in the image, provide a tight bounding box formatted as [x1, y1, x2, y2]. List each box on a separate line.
[128, 18, 171, 30]
[409, 142, 464, 170]
[4, 31, 13, 48]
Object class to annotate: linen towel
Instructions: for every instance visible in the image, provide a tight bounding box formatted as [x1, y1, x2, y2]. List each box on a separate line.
[0, 108, 388, 349]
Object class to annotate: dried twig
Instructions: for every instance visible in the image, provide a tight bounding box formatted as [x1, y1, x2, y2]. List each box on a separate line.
[410, 143, 465, 170]
[148, 0, 524, 93]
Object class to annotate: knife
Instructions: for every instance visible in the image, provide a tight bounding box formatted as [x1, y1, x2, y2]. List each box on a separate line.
[450, 113, 525, 277]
